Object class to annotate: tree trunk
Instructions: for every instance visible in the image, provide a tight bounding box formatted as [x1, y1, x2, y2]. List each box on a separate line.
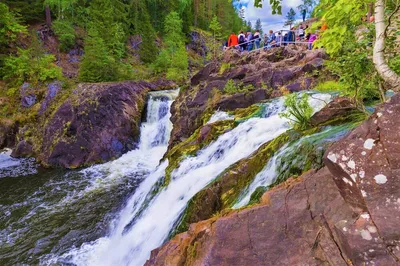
[373, 0, 400, 90]
[45, 5, 52, 27]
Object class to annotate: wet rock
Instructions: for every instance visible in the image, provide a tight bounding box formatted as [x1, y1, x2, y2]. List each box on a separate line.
[11, 140, 34, 158]
[0, 119, 18, 149]
[34, 80, 175, 168]
[310, 97, 358, 126]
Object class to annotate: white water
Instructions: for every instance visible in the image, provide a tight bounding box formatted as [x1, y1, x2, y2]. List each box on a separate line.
[233, 144, 287, 208]
[0, 149, 20, 169]
[55, 92, 331, 266]
[207, 111, 234, 124]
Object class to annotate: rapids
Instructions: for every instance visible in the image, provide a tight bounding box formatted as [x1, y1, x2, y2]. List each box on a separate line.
[0, 90, 335, 266]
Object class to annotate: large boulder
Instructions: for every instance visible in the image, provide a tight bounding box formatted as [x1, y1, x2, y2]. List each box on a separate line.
[324, 93, 400, 259]
[310, 97, 358, 126]
[17, 80, 175, 168]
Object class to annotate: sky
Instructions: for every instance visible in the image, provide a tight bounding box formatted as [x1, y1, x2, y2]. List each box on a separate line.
[235, 0, 306, 33]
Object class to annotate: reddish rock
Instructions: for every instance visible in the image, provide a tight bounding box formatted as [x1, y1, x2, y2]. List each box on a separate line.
[311, 97, 358, 126]
[324, 93, 400, 259]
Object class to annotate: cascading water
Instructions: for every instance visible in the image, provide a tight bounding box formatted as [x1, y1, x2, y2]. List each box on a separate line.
[0, 90, 177, 265]
[55, 92, 332, 266]
[0, 90, 334, 266]
[233, 123, 357, 208]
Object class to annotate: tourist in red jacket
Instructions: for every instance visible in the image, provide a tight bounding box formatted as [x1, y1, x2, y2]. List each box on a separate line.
[228, 32, 239, 47]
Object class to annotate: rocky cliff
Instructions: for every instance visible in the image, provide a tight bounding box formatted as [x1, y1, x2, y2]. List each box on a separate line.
[10, 80, 175, 168]
[146, 95, 400, 266]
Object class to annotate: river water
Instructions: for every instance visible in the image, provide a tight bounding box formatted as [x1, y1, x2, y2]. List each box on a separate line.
[0, 90, 335, 265]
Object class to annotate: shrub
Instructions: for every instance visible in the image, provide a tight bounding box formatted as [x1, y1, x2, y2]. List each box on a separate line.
[3, 47, 62, 87]
[52, 19, 76, 52]
[279, 93, 313, 130]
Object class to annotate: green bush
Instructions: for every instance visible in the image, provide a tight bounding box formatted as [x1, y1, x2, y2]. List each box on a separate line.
[52, 19, 76, 52]
[3, 47, 62, 87]
[223, 80, 255, 95]
[279, 93, 313, 130]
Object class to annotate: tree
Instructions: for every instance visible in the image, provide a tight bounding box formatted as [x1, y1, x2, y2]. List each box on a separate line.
[209, 15, 223, 60]
[284, 8, 296, 29]
[130, 0, 158, 64]
[255, 18, 263, 36]
[152, 12, 188, 82]
[373, 0, 400, 89]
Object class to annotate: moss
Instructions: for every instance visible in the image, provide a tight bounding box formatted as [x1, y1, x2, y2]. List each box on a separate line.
[163, 119, 237, 186]
[172, 132, 290, 236]
[219, 63, 231, 75]
[228, 104, 263, 123]
[248, 186, 268, 205]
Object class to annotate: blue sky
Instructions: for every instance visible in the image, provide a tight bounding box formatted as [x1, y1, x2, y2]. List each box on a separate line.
[235, 0, 306, 33]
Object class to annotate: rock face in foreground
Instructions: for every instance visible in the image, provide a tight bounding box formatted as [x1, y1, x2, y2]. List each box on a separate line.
[146, 95, 400, 266]
[13, 80, 175, 168]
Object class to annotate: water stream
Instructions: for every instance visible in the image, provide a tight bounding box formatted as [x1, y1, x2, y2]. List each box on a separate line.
[0, 91, 334, 266]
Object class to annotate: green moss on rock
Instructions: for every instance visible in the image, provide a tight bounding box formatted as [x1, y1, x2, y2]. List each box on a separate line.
[172, 132, 290, 236]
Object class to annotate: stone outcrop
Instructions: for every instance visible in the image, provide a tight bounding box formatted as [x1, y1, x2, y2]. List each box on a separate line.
[169, 46, 326, 147]
[13, 80, 175, 168]
[146, 95, 400, 266]
[310, 97, 358, 126]
[0, 119, 18, 149]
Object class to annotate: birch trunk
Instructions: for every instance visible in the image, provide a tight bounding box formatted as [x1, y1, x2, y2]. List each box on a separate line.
[373, 0, 400, 90]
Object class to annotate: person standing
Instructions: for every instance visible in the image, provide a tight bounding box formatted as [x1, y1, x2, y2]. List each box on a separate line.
[253, 30, 261, 49]
[302, 9, 307, 22]
[247, 31, 254, 51]
[298, 26, 305, 40]
[238, 31, 246, 51]
[308, 32, 317, 50]
[228, 32, 239, 47]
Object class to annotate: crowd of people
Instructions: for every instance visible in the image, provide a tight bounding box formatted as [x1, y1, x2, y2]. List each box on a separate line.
[225, 23, 323, 52]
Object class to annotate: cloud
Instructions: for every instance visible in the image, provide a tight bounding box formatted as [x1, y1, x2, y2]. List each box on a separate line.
[238, 0, 305, 32]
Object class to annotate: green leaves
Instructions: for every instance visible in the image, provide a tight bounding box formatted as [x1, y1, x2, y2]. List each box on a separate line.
[152, 12, 189, 82]
[279, 93, 313, 130]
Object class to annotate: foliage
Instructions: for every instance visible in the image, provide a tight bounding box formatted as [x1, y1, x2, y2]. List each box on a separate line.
[284, 8, 296, 28]
[279, 93, 313, 130]
[313, 0, 370, 55]
[209, 15, 223, 60]
[325, 33, 380, 103]
[3, 0, 44, 23]
[130, 0, 158, 64]
[152, 12, 189, 82]
[52, 19, 76, 52]
[2, 47, 62, 90]
[314, 80, 348, 93]
[0, 3, 27, 47]
[223, 80, 255, 94]
[79, 27, 131, 82]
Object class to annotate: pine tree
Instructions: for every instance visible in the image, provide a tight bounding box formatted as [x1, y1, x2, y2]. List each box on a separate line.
[152, 11, 188, 82]
[131, 0, 158, 64]
[79, 27, 119, 82]
[209, 15, 223, 60]
[284, 8, 296, 29]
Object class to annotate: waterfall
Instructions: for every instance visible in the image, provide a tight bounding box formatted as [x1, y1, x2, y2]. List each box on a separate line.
[57, 92, 331, 266]
[233, 123, 355, 208]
